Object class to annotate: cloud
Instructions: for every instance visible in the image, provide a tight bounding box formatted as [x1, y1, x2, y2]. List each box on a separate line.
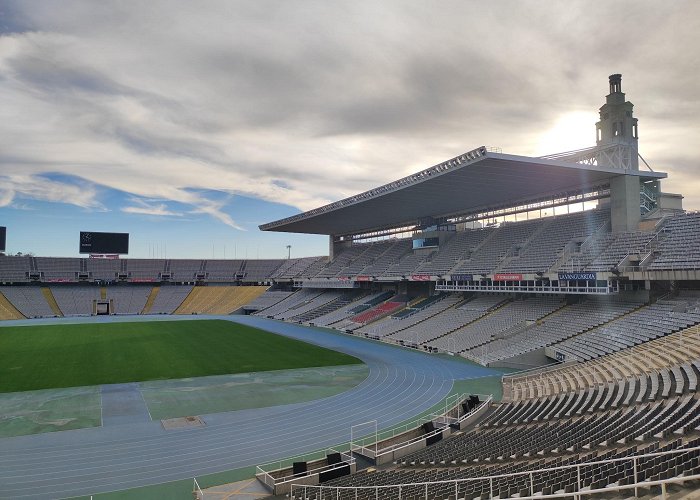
[188, 196, 245, 231]
[0, 188, 14, 207]
[1, 0, 699, 226]
[0, 174, 104, 210]
[121, 197, 182, 217]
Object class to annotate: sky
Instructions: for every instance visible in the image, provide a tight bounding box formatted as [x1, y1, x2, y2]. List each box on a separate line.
[1, 1, 699, 259]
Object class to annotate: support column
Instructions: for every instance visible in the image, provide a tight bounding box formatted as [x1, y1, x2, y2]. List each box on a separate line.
[329, 236, 352, 263]
[610, 175, 641, 233]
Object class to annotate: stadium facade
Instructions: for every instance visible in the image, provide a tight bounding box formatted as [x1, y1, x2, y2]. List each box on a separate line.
[3, 75, 700, 499]
[1, 75, 699, 348]
[260, 74, 691, 293]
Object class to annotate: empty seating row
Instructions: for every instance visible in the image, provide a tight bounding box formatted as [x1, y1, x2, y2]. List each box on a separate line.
[146, 285, 193, 314]
[649, 211, 700, 270]
[243, 290, 295, 311]
[305, 399, 700, 500]
[358, 294, 459, 339]
[175, 286, 268, 314]
[464, 298, 641, 364]
[274, 290, 345, 320]
[377, 294, 503, 347]
[255, 289, 325, 317]
[50, 286, 100, 316]
[0, 287, 55, 318]
[507, 324, 700, 402]
[501, 209, 609, 274]
[312, 292, 385, 327]
[550, 301, 700, 362]
[430, 296, 563, 354]
[295, 291, 366, 324]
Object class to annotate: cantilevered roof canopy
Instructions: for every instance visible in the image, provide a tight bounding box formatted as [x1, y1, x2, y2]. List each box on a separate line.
[260, 146, 666, 236]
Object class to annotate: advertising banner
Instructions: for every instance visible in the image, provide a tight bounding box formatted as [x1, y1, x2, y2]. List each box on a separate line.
[558, 272, 597, 281]
[411, 274, 432, 281]
[450, 274, 474, 281]
[493, 273, 523, 281]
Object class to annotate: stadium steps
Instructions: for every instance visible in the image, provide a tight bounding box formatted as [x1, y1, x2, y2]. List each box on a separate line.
[407, 295, 428, 307]
[494, 218, 553, 273]
[100, 287, 107, 300]
[426, 298, 512, 347]
[40, 287, 63, 317]
[175, 286, 269, 314]
[174, 286, 197, 313]
[0, 291, 25, 320]
[141, 286, 160, 314]
[547, 302, 648, 354]
[532, 301, 569, 324]
[445, 227, 501, 275]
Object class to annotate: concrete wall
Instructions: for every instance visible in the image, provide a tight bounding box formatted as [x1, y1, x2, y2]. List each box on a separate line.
[610, 175, 641, 233]
[658, 192, 683, 211]
[489, 347, 555, 369]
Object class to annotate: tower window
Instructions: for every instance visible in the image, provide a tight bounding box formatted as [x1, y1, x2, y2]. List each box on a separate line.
[633, 123, 638, 139]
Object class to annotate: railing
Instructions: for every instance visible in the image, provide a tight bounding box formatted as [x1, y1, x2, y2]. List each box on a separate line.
[292, 446, 700, 500]
[641, 183, 657, 202]
[617, 263, 700, 273]
[436, 282, 618, 295]
[501, 360, 565, 401]
[505, 325, 700, 401]
[350, 394, 492, 460]
[193, 478, 204, 499]
[256, 393, 491, 493]
[256, 448, 355, 491]
[538, 145, 601, 161]
[555, 218, 611, 272]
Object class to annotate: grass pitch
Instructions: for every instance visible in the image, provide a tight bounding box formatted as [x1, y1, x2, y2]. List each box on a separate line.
[0, 319, 362, 393]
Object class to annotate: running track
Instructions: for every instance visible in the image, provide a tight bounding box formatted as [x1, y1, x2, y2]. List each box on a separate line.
[0, 315, 502, 499]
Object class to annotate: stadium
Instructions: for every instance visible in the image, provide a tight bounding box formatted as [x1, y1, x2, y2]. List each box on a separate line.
[2, 72, 700, 500]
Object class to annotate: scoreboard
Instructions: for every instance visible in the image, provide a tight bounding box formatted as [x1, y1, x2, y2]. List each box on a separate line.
[79, 232, 129, 254]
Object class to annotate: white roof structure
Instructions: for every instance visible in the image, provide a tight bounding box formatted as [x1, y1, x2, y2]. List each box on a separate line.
[260, 146, 665, 236]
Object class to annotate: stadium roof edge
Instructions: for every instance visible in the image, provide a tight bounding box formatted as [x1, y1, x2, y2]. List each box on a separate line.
[260, 146, 666, 236]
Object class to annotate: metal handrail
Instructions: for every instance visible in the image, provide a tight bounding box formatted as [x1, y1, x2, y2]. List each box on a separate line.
[292, 445, 700, 499]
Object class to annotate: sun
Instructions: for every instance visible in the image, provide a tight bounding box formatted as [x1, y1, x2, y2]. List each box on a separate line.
[536, 111, 598, 156]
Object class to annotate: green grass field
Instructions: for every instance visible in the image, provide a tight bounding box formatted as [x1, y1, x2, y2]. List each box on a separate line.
[0, 320, 362, 393]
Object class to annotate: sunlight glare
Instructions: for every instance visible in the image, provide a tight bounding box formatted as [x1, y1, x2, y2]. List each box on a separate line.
[536, 111, 598, 156]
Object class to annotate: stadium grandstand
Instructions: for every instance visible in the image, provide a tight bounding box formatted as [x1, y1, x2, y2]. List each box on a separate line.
[3, 74, 700, 499]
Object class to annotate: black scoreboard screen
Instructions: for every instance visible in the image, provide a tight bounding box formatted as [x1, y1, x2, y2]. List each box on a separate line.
[0, 226, 5, 252]
[79, 232, 129, 254]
